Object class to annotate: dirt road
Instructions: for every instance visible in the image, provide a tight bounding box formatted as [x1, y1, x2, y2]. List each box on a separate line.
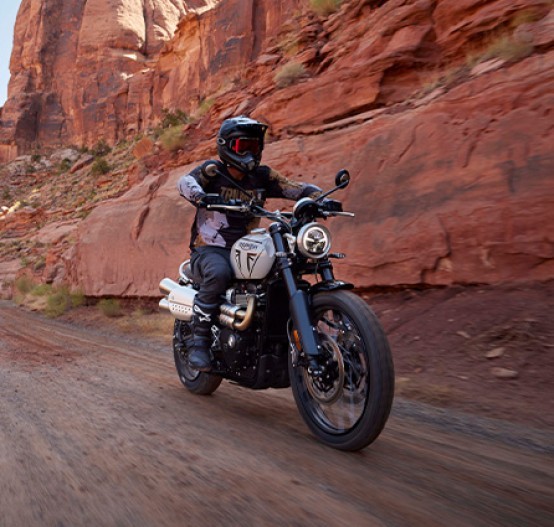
[0, 302, 552, 527]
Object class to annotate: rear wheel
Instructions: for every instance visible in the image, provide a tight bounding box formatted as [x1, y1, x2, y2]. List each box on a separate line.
[289, 291, 394, 451]
[173, 320, 222, 395]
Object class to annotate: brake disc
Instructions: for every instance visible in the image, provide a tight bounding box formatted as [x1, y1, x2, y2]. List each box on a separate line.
[303, 334, 345, 405]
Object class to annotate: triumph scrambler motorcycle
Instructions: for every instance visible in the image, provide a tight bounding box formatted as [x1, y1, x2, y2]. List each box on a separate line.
[159, 167, 394, 451]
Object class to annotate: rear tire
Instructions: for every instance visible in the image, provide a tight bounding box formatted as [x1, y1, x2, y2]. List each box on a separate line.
[173, 320, 222, 395]
[289, 290, 394, 451]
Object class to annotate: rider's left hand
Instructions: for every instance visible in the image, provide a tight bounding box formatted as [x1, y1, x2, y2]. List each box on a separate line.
[322, 199, 343, 212]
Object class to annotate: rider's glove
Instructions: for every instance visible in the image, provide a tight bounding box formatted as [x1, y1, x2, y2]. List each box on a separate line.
[197, 193, 224, 207]
[321, 199, 343, 213]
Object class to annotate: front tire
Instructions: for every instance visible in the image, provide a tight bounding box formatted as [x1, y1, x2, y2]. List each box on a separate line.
[289, 291, 394, 451]
[173, 320, 222, 395]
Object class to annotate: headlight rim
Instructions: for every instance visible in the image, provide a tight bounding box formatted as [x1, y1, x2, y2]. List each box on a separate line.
[296, 222, 332, 259]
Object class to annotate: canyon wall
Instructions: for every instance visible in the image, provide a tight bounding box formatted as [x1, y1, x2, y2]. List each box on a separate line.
[0, 0, 302, 161]
[1, 0, 553, 295]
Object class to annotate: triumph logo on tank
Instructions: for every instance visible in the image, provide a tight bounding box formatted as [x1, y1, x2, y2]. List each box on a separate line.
[235, 249, 259, 275]
[239, 241, 258, 251]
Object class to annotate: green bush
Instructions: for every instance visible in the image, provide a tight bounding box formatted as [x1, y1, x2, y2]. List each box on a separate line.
[59, 158, 72, 172]
[15, 275, 34, 294]
[196, 98, 215, 118]
[31, 283, 52, 296]
[91, 158, 111, 176]
[45, 288, 70, 318]
[274, 62, 307, 88]
[159, 125, 187, 152]
[161, 109, 190, 129]
[33, 256, 46, 271]
[70, 289, 86, 308]
[91, 139, 111, 157]
[310, 0, 342, 17]
[98, 298, 122, 317]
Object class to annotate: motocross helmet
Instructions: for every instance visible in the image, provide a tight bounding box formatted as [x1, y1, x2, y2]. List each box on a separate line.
[216, 116, 268, 173]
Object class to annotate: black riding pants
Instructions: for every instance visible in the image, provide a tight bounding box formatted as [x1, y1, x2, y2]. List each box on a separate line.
[190, 246, 234, 306]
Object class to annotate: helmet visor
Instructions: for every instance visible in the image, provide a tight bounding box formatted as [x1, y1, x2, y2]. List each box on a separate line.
[230, 137, 261, 156]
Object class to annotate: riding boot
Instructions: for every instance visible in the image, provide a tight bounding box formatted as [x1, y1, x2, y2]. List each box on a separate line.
[188, 299, 219, 372]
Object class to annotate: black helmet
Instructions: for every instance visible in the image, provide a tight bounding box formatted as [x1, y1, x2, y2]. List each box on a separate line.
[217, 116, 268, 173]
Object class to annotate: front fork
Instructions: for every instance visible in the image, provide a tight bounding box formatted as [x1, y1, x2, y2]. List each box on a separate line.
[270, 223, 331, 376]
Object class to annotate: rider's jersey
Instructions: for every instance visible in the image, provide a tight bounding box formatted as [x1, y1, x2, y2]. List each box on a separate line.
[177, 160, 321, 250]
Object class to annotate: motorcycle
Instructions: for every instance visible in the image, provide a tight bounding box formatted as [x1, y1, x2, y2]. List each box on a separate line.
[159, 167, 394, 451]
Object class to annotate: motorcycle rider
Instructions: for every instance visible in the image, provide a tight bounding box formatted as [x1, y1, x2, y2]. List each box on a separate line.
[177, 115, 325, 372]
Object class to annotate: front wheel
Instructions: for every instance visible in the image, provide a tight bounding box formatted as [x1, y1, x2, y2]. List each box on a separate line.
[173, 320, 222, 395]
[289, 291, 394, 451]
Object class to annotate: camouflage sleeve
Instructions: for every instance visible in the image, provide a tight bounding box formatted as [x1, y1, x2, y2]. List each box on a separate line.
[265, 168, 322, 201]
[177, 165, 209, 204]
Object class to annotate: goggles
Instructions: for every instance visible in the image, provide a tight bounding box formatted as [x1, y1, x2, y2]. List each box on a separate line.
[230, 137, 261, 156]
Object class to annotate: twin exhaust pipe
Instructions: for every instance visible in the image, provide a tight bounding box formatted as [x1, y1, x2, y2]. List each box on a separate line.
[159, 278, 255, 331]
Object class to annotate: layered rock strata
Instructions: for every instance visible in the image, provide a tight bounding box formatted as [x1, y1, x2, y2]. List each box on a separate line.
[1, 0, 553, 295]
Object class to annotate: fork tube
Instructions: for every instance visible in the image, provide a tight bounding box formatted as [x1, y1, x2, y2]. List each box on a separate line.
[269, 223, 322, 365]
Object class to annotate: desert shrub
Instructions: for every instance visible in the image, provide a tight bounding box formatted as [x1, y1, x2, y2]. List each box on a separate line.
[91, 158, 111, 176]
[98, 298, 122, 317]
[159, 125, 187, 152]
[45, 288, 71, 318]
[15, 275, 34, 294]
[467, 33, 534, 67]
[161, 109, 190, 129]
[2, 188, 11, 201]
[70, 289, 86, 308]
[483, 35, 534, 61]
[59, 158, 72, 172]
[310, 0, 342, 17]
[274, 62, 307, 88]
[90, 139, 111, 157]
[33, 256, 46, 271]
[31, 283, 52, 296]
[196, 98, 215, 118]
[31, 154, 42, 163]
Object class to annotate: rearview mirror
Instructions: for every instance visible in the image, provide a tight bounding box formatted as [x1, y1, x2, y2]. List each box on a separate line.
[335, 169, 350, 188]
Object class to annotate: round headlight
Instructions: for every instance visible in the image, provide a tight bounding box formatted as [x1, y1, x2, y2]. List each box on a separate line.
[297, 223, 331, 259]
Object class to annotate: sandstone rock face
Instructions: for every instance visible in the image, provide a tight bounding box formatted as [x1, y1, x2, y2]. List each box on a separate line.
[0, 0, 218, 161]
[2, 0, 553, 295]
[68, 49, 553, 296]
[0, 0, 301, 161]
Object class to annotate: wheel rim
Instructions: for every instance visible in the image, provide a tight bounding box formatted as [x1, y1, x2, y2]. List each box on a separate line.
[174, 321, 201, 382]
[178, 349, 201, 382]
[299, 307, 369, 434]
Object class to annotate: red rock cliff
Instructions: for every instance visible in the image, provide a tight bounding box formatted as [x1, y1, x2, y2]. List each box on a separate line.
[1, 0, 553, 295]
[0, 0, 220, 161]
[0, 0, 302, 161]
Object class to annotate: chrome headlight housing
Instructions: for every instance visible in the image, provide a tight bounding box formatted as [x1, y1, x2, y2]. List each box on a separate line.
[296, 223, 331, 259]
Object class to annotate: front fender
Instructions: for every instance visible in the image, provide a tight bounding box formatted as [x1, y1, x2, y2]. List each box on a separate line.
[309, 281, 354, 295]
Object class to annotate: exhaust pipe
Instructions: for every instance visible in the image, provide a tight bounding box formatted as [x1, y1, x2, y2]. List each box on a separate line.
[159, 277, 256, 330]
[218, 295, 256, 330]
[158, 278, 197, 321]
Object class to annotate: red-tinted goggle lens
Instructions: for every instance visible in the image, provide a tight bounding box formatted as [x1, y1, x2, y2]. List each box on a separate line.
[231, 137, 261, 155]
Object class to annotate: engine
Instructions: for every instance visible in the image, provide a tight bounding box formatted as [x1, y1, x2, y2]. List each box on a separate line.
[219, 326, 259, 374]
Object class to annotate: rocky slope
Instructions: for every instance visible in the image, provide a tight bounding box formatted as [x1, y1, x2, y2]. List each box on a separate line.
[1, 0, 553, 297]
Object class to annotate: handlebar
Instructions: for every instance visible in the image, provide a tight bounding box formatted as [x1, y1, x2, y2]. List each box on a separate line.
[205, 201, 354, 219]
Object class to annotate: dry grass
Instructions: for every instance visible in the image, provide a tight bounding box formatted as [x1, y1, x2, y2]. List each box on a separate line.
[310, 0, 342, 17]
[274, 62, 307, 88]
[466, 33, 534, 68]
[159, 125, 187, 152]
[114, 310, 174, 338]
